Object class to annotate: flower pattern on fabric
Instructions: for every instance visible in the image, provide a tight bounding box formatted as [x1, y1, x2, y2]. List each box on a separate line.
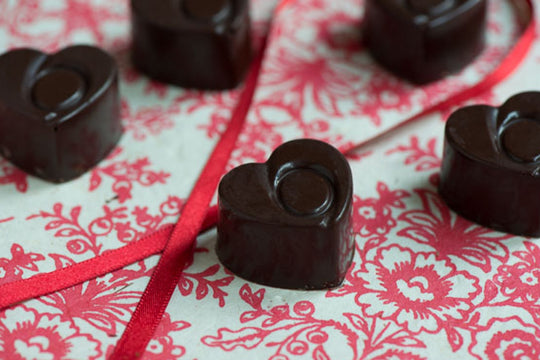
[0, 244, 45, 286]
[0, 305, 101, 360]
[353, 246, 480, 334]
[469, 318, 540, 360]
[398, 190, 512, 272]
[0, 158, 28, 193]
[352, 182, 410, 237]
[142, 314, 190, 360]
[494, 242, 540, 302]
[90, 148, 170, 203]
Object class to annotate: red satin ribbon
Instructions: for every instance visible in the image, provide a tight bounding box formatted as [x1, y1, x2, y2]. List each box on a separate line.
[0, 206, 217, 310]
[108, 29, 270, 360]
[0, 0, 536, 358]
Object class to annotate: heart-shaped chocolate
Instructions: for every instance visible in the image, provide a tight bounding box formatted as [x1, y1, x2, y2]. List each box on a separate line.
[131, 0, 252, 90]
[439, 92, 540, 236]
[0, 45, 122, 183]
[364, 0, 487, 84]
[217, 139, 354, 290]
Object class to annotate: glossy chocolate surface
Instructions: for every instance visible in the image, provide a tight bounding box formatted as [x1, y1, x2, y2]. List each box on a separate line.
[439, 92, 540, 237]
[131, 0, 252, 90]
[217, 139, 354, 290]
[364, 0, 487, 84]
[0, 45, 122, 183]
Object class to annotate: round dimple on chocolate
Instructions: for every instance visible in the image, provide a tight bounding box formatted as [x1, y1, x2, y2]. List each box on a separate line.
[32, 67, 86, 111]
[406, 0, 455, 15]
[183, 0, 231, 21]
[501, 118, 540, 163]
[277, 169, 333, 216]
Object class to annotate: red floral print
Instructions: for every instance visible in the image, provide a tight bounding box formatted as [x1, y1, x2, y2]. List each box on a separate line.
[177, 90, 240, 139]
[143, 313, 190, 360]
[398, 190, 511, 272]
[345, 245, 480, 334]
[203, 284, 429, 359]
[352, 182, 410, 237]
[386, 137, 441, 172]
[469, 318, 540, 360]
[90, 148, 170, 203]
[39, 256, 144, 336]
[27, 196, 185, 257]
[0, 158, 28, 193]
[202, 285, 358, 359]
[494, 242, 540, 302]
[121, 100, 179, 141]
[178, 264, 234, 308]
[0, 244, 45, 285]
[371, 350, 426, 360]
[0, 305, 101, 360]
[3, 0, 127, 50]
[351, 73, 415, 127]
[262, 45, 361, 117]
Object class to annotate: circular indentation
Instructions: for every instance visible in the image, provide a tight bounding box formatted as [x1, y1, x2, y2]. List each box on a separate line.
[501, 118, 540, 163]
[32, 67, 86, 111]
[277, 168, 333, 216]
[183, 0, 231, 21]
[407, 0, 455, 15]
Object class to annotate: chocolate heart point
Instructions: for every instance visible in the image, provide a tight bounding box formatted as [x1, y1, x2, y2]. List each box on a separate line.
[217, 139, 354, 290]
[439, 92, 540, 236]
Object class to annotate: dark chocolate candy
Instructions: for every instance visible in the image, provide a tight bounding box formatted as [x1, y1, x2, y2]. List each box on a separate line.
[0, 45, 122, 183]
[439, 92, 540, 237]
[364, 0, 487, 84]
[217, 139, 354, 290]
[131, 0, 252, 90]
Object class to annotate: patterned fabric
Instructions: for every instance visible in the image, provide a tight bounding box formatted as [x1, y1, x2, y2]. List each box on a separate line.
[0, 0, 538, 359]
